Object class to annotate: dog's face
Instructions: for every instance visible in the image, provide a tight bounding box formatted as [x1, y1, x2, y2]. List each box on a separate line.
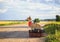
[26, 16, 32, 21]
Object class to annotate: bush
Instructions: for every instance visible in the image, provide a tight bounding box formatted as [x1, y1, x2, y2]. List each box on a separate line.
[44, 24, 60, 42]
[33, 18, 40, 23]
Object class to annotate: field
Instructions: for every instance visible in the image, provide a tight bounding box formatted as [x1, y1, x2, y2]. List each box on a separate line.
[0, 20, 27, 26]
[0, 20, 60, 26]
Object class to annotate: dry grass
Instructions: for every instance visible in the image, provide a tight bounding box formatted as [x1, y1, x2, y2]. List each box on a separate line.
[39, 21, 60, 24]
[0, 21, 12, 24]
[0, 21, 27, 24]
[0, 21, 60, 25]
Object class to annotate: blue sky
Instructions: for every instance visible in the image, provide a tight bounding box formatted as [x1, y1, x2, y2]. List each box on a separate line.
[0, 0, 60, 20]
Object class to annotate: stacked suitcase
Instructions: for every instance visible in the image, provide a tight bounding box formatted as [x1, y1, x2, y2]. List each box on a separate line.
[29, 29, 46, 37]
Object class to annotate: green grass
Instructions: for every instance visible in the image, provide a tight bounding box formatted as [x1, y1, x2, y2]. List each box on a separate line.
[44, 23, 60, 42]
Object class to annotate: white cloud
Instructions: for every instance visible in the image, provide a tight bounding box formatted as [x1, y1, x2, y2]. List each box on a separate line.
[3, 0, 60, 12]
[0, 0, 4, 2]
[27, 3, 53, 10]
[3, 0, 52, 10]
[0, 0, 60, 19]
[53, 6, 60, 11]
[0, 8, 8, 13]
[45, 0, 53, 2]
[0, 0, 8, 13]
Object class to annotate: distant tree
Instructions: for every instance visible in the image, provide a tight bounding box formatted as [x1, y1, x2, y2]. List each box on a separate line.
[56, 15, 60, 21]
[33, 18, 40, 23]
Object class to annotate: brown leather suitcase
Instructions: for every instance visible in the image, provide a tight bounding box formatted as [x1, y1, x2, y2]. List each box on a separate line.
[29, 30, 47, 37]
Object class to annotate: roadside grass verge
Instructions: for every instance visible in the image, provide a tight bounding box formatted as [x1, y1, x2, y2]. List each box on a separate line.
[44, 23, 60, 42]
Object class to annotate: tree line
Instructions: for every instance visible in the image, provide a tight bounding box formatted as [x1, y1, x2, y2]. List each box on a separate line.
[26, 15, 60, 22]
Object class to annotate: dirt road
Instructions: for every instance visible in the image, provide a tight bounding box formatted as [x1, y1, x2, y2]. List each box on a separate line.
[0, 24, 45, 42]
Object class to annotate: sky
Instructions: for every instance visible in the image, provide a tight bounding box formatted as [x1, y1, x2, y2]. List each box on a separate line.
[0, 0, 60, 20]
